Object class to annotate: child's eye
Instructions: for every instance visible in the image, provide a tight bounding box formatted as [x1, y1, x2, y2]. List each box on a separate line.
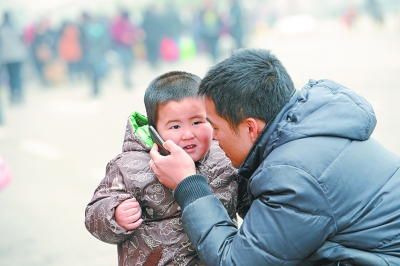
[171, 125, 180, 129]
[193, 121, 200, 125]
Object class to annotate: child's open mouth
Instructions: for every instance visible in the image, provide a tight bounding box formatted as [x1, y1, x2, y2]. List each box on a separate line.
[183, 145, 196, 151]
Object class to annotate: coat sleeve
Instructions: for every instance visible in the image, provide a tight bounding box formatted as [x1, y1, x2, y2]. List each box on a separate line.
[84, 160, 136, 245]
[175, 166, 337, 265]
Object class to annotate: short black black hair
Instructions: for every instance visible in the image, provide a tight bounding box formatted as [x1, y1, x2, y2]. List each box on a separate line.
[198, 48, 295, 131]
[144, 71, 201, 128]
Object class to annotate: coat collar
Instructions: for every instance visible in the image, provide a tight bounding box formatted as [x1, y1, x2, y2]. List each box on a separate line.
[238, 91, 299, 179]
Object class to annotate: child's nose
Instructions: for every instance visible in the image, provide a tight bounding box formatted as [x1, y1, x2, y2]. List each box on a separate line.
[182, 130, 194, 140]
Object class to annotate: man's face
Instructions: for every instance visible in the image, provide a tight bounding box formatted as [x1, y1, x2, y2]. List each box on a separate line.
[204, 97, 254, 168]
[156, 98, 213, 163]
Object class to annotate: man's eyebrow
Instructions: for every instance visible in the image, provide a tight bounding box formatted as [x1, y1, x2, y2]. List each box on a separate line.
[206, 117, 213, 124]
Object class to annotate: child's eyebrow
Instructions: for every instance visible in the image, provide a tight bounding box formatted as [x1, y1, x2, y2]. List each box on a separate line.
[165, 119, 181, 124]
[166, 115, 205, 124]
[191, 115, 205, 119]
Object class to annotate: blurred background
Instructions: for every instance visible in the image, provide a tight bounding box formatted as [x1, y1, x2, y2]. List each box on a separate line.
[0, 0, 399, 265]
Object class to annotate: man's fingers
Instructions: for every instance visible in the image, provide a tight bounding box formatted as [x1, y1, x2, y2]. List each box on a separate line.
[149, 143, 161, 159]
[150, 140, 179, 161]
[162, 140, 179, 153]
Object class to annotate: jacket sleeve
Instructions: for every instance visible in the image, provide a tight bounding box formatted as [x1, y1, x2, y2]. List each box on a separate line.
[84, 160, 137, 245]
[174, 166, 337, 265]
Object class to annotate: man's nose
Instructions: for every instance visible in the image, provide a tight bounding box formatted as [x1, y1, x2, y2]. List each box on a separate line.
[212, 131, 218, 141]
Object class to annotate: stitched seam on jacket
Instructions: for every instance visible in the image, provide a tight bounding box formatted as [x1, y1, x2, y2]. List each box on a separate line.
[317, 83, 372, 140]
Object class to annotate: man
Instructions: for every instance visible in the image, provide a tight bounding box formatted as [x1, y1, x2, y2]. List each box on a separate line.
[149, 49, 400, 265]
[229, 0, 245, 49]
[110, 10, 139, 88]
[0, 12, 28, 104]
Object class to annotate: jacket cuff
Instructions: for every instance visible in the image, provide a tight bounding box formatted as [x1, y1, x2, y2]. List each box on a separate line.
[174, 174, 212, 211]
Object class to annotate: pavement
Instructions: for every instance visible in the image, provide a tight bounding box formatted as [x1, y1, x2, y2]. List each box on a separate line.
[0, 21, 400, 266]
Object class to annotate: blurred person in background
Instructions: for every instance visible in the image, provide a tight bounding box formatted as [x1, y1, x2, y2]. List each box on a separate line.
[365, 0, 384, 26]
[190, 6, 204, 54]
[162, 4, 183, 43]
[110, 10, 141, 89]
[141, 5, 164, 69]
[0, 154, 13, 191]
[22, 22, 37, 78]
[199, 0, 222, 63]
[158, 4, 182, 63]
[0, 12, 28, 105]
[57, 20, 83, 83]
[79, 12, 110, 97]
[342, 4, 359, 29]
[31, 18, 56, 86]
[229, 0, 244, 49]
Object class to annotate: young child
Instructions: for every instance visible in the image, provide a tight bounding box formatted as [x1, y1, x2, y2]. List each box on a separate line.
[85, 71, 249, 266]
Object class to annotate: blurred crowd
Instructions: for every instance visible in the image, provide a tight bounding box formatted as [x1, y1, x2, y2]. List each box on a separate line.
[1, 1, 246, 100]
[0, 0, 398, 125]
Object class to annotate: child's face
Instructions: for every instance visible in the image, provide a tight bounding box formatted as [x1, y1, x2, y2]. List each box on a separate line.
[156, 98, 213, 162]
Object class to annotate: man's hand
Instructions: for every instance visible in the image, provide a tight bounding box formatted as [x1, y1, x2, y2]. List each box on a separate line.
[149, 140, 196, 190]
[115, 198, 143, 230]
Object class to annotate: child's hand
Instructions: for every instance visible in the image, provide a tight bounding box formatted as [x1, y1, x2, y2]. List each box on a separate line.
[115, 198, 143, 230]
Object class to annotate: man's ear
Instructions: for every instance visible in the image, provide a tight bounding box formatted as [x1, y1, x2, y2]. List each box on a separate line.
[245, 118, 266, 142]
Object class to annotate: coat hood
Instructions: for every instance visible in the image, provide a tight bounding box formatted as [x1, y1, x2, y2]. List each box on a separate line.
[122, 111, 154, 153]
[239, 79, 377, 179]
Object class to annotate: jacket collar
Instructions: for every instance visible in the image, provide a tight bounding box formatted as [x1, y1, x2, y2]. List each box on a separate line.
[238, 91, 299, 179]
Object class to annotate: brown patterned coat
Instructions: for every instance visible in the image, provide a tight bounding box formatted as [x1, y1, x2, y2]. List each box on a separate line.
[85, 114, 249, 266]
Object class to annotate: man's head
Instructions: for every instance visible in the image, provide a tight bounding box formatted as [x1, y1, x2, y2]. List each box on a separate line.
[199, 48, 295, 167]
[144, 71, 212, 162]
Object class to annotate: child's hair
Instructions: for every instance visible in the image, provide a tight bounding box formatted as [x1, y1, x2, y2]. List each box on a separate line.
[144, 71, 202, 127]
